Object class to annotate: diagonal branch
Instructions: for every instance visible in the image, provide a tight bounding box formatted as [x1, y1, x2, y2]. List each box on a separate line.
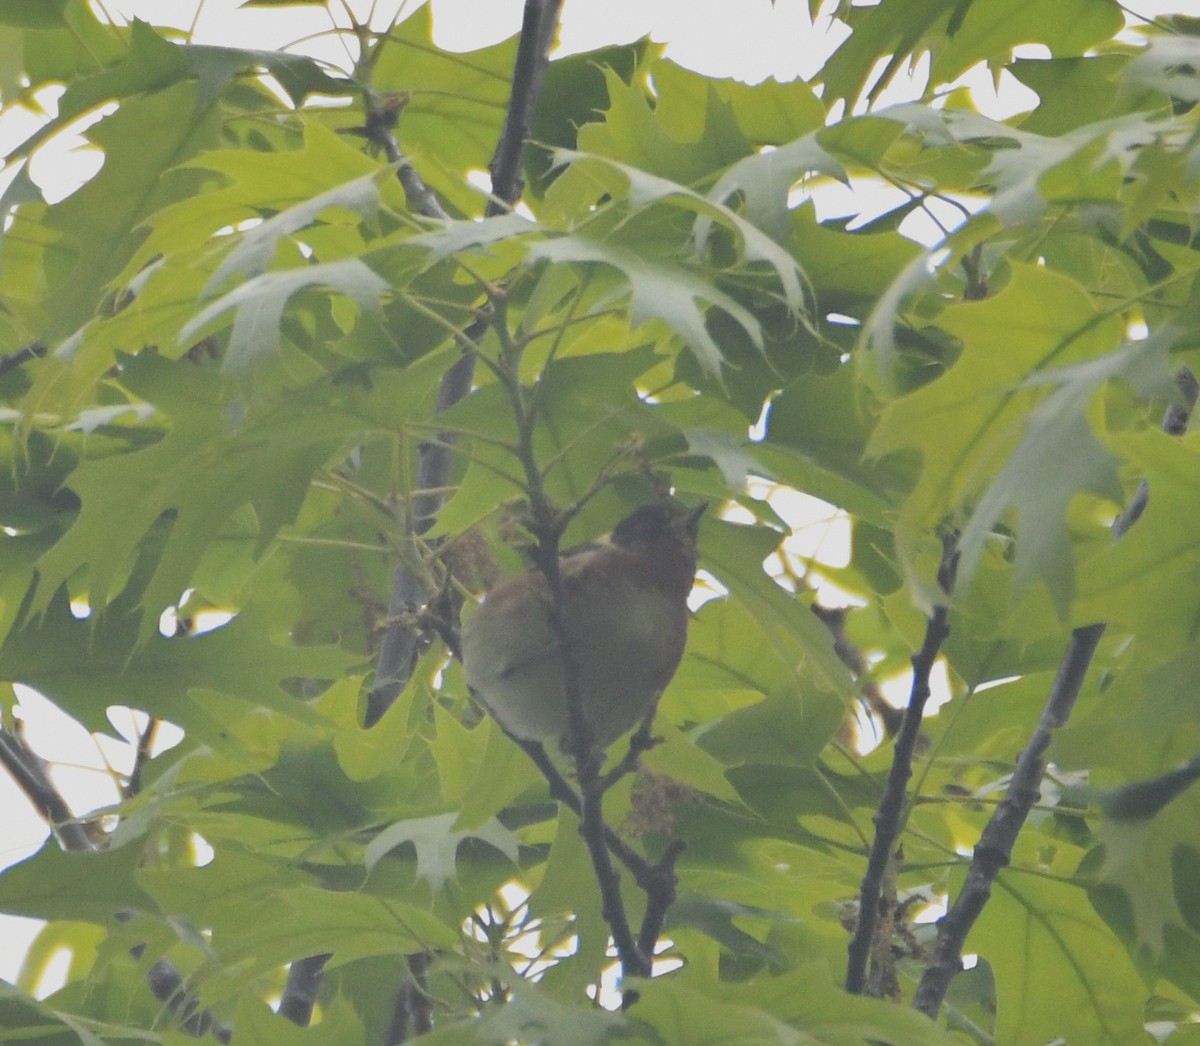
[0, 728, 92, 853]
[913, 366, 1199, 1018]
[912, 623, 1103, 1016]
[0, 726, 233, 1042]
[0, 341, 46, 377]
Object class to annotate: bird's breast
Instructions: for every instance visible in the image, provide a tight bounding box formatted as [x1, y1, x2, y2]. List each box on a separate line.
[462, 547, 692, 749]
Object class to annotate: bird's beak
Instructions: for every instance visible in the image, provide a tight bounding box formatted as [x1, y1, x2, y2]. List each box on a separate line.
[682, 502, 707, 533]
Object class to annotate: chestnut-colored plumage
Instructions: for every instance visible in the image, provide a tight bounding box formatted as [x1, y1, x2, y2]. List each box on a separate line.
[462, 503, 704, 751]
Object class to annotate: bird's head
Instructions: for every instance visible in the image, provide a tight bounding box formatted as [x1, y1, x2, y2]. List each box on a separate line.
[609, 502, 705, 577]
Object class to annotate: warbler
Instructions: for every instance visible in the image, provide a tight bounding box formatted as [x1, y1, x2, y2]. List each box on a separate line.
[461, 502, 705, 752]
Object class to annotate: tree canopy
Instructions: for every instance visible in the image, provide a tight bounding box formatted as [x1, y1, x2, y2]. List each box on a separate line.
[2, 0, 1200, 1042]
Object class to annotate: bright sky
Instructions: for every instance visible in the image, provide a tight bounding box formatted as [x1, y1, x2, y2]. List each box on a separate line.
[0, 0, 1186, 995]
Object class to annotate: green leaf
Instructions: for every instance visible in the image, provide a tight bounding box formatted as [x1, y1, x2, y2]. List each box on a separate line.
[763, 363, 911, 523]
[819, 0, 959, 107]
[869, 263, 1125, 605]
[0, 980, 114, 1046]
[1076, 433, 1200, 654]
[184, 257, 389, 373]
[932, 0, 1124, 87]
[0, 840, 153, 922]
[2, 593, 352, 734]
[630, 964, 956, 1044]
[666, 894, 788, 964]
[1119, 34, 1200, 104]
[528, 41, 648, 196]
[231, 993, 365, 1046]
[0, 0, 68, 27]
[32, 353, 372, 632]
[571, 63, 751, 186]
[201, 167, 386, 295]
[35, 82, 222, 344]
[707, 136, 847, 246]
[530, 234, 757, 377]
[181, 43, 353, 108]
[133, 121, 381, 276]
[524, 809, 610, 999]
[652, 60, 826, 147]
[365, 813, 520, 891]
[698, 521, 855, 705]
[642, 721, 742, 803]
[7, 20, 190, 168]
[554, 148, 812, 323]
[420, 978, 624, 1046]
[454, 720, 546, 831]
[368, 5, 518, 216]
[973, 863, 1146, 1043]
[954, 341, 1168, 610]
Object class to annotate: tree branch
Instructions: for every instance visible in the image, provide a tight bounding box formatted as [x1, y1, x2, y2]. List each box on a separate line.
[811, 601, 905, 738]
[845, 534, 957, 995]
[365, 0, 565, 727]
[0, 728, 93, 853]
[912, 622, 1104, 1015]
[383, 951, 433, 1043]
[912, 366, 1199, 1018]
[0, 726, 232, 1041]
[0, 341, 46, 377]
[488, 0, 563, 208]
[358, 4, 568, 1039]
[278, 954, 331, 1027]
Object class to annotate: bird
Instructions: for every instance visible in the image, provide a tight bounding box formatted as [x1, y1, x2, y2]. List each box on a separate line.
[461, 502, 705, 753]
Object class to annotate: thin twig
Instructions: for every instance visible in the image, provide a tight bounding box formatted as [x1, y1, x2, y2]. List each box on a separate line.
[143, 954, 233, 1043]
[579, 766, 648, 978]
[913, 367, 1199, 1017]
[497, 287, 649, 982]
[372, 102, 452, 223]
[634, 841, 686, 970]
[512, 738, 649, 882]
[501, 342, 647, 978]
[912, 623, 1104, 1015]
[488, 0, 563, 208]
[126, 717, 158, 797]
[513, 731, 680, 983]
[811, 602, 904, 738]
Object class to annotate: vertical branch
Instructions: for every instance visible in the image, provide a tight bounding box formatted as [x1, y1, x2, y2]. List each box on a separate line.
[577, 760, 650, 980]
[355, 2, 569, 1040]
[279, 954, 331, 1027]
[383, 952, 433, 1044]
[495, 300, 648, 982]
[365, 0, 565, 726]
[845, 535, 957, 996]
[913, 367, 1199, 1018]
[488, 0, 563, 209]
